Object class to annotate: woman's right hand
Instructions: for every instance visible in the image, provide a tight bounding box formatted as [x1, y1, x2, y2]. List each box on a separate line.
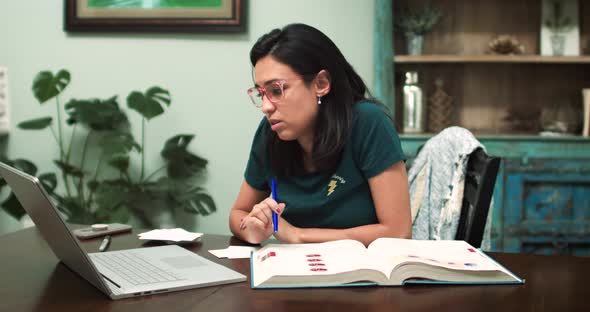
[239, 198, 285, 244]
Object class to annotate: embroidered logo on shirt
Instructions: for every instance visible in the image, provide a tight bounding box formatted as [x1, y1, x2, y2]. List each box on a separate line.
[327, 180, 338, 196]
[326, 175, 346, 196]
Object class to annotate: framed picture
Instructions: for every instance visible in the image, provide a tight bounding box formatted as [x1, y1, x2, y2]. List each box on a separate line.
[65, 0, 247, 33]
[540, 0, 579, 56]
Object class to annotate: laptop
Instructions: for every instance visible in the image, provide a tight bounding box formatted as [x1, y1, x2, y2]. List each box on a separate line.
[0, 162, 246, 300]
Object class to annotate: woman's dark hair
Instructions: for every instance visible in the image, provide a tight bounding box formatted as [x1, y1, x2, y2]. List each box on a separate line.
[250, 23, 373, 177]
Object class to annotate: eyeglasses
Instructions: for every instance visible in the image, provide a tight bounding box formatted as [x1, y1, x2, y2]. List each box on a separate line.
[247, 80, 289, 108]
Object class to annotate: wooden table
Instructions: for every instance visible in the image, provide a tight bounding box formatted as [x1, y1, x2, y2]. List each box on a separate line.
[1, 226, 589, 311]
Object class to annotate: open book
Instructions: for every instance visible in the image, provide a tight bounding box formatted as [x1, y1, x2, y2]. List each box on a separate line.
[251, 238, 523, 288]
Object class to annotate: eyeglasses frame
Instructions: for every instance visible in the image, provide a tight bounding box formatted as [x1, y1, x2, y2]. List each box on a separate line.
[246, 73, 320, 108]
[247, 79, 288, 108]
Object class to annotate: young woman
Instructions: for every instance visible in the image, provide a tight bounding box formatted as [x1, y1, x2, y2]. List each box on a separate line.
[229, 23, 411, 246]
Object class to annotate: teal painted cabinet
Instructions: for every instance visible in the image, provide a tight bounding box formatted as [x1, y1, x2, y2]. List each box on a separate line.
[400, 136, 590, 255]
[502, 158, 590, 256]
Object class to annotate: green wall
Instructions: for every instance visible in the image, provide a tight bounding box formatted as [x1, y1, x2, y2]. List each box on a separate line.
[0, 0, 375, 235]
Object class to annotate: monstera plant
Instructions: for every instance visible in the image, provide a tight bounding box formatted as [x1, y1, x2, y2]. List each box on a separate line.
[0, 69, 215, 228]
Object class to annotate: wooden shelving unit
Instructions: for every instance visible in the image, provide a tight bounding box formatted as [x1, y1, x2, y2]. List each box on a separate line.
[395, 55, 590, 64]
[374, 0, 590, 257]
[392, 0, 590, 135]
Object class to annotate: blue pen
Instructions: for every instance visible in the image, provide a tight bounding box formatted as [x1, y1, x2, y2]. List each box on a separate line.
[271, 178, 278, 233]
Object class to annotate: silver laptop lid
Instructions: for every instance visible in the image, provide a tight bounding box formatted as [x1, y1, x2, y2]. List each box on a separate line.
[0, 162, 111, 295]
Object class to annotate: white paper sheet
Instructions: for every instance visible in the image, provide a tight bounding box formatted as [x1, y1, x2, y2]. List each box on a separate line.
[138, 228, 203, 242]
[209, 246, 260, 259]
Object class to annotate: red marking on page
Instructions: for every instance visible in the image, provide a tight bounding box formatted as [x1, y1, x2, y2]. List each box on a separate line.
[260, 251, 277, 262]
[468, 248, 476, 253]
[310, 268, 327, 272]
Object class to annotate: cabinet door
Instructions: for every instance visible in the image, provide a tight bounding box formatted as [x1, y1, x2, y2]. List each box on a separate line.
[503, 159, 590, 256]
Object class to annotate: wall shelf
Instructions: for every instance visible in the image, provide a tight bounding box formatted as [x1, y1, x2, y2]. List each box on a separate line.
[388, 0, 590, 134]
[374, 0, 590, 256]
[395, 55, 590, 64]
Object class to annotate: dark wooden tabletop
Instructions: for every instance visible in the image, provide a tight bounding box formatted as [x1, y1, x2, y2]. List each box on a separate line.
[1, 226, 589, 312]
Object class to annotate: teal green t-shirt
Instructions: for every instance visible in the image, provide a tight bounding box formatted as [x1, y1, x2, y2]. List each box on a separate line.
[244, 101, 405, 229]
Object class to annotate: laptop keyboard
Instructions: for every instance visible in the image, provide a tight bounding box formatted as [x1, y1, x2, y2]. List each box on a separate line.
[91, 251, 185, 286]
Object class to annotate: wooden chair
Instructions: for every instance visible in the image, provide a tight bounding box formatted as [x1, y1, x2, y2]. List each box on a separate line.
[454, 148, 501, 248]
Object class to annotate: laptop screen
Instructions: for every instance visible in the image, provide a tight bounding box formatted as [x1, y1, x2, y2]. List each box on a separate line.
[0, 162, 111, 294]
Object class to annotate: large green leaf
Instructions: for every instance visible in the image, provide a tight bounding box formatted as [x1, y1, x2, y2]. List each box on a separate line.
[161, 134, 208, 179]
[162, 134, 194, 154]
[32, 70, 71, 104]
[177, 186, 216, 216]
[0, 158, 37, 219]
[2, 170, 65, 221]
[38, 172, 57, 194]
[127, 86, 170, 120]
[120, 181, 170, 228]
[53, 160, 84, 178]
[18, 117, 53, 130]
[38, 173, 58, 193]
[94, 181, 127, 213]
[95, 205, 129, 224]
[140, 178, 172, 196]
[108, 155, 130, 172]
[58, 196, 89, 223]
[0, 158, 37, 186]
[1, 193, 27, 220]
[89, 179, 130, 223]
[65, 96, 129, 130]
[11, 159, 37, 175]
[87, 180, 99, 191]
[99, 132, 140, 155]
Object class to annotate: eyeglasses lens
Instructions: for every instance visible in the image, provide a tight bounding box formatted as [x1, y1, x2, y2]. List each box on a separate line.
[248, 88, 264, 107]
[248, 82, 284, 108]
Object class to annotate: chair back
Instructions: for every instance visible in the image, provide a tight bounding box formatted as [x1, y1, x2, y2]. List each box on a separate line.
[454, 148, 501, 248]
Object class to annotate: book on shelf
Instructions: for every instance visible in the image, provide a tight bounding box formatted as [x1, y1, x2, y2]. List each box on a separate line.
[250, 238, 524, 288]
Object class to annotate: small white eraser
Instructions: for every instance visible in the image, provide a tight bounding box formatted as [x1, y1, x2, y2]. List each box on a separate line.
[91, 224, 109, 232]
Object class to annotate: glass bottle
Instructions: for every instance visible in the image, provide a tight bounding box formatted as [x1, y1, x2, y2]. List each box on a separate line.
[403, 71, 425, 133]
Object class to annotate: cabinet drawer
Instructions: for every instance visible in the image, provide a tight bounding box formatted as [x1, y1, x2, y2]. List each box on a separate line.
[502, 159, 590, 256]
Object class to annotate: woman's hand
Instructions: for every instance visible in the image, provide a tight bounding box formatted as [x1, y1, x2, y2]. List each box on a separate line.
[239, 198, 285, 244]
[273, 217, 302, 244]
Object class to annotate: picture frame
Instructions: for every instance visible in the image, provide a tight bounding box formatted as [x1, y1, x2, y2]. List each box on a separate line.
[540, 0, 579, 56]
[65, 0, 247, 33]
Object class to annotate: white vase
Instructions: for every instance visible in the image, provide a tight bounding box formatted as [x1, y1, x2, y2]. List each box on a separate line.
[550, 34, 566, 56]
[406, 33, 424, 55]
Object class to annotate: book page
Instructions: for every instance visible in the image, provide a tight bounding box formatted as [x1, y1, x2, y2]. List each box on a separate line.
[252, 239, 371, 286]
[367, 238, 502, 278]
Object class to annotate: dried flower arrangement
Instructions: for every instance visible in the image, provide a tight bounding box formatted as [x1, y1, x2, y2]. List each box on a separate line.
[487, 35, 525, 55]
